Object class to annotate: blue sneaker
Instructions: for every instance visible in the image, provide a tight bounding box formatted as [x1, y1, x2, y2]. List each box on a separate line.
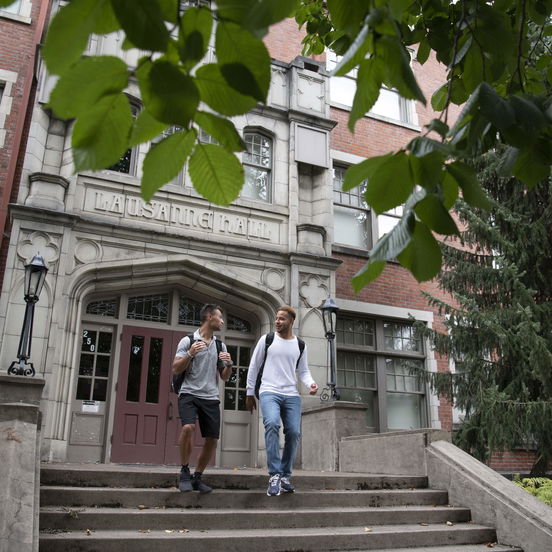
[280, 476, 295, 493]
[267, 474, 281, 496]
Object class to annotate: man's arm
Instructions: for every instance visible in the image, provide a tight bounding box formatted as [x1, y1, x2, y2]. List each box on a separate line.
[218, 343, 233, 382]
[172, 336, 203, 374]
[296, 346, 318, 395]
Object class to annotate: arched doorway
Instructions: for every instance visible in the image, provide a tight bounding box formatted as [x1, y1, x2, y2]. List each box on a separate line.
[67, 290, 259, 466]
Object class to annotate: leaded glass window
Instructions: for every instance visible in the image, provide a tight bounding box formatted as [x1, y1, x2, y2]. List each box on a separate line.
[242, 132, 272, 202]
[86, 299, 119, 317]
[178, 296, 203, 326]
[384, 322, 422, 352]
[226, 314, 251, 333]
[127, 294, 169, 322]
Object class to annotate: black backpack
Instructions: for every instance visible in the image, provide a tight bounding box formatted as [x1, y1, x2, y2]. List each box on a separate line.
[172, 333, 225, 394]
[254, 332, 305, 399]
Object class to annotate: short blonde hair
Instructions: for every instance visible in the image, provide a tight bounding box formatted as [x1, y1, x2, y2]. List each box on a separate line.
[277, 305, 296, 320]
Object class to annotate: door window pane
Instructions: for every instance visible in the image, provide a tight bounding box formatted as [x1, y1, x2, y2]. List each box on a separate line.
[93, 379, 108, 401]
[127, 294, 169, 322]
[76, 378, 92, 400]
[126, 335, 144, 402]
[145, 337, 163, 403]
[224, 345, 250, 411]
[76, 329, 113, 401]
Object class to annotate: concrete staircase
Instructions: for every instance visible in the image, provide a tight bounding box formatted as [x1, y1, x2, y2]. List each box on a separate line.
[39, 464, 522, 552]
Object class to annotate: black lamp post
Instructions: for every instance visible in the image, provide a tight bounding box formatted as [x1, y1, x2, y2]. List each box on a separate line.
[320, 297, 340, 402]
[7, 254, 48, 377]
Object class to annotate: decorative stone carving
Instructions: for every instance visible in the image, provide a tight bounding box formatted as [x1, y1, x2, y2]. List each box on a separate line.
[297, 224, 326, 255]
[25, 172, 69, 212]
[74, 239, 102, 265]
[17, 231, 60, 266]
[262, 268, 286, 295]
[299, 274, 328, 308]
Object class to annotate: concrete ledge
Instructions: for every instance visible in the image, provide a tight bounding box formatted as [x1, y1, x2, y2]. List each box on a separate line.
[340, 428, 451, 476]
[427, 440, 552, 552]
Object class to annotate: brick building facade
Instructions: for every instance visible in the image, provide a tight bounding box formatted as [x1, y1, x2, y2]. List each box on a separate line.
[0, 3, 538, 472]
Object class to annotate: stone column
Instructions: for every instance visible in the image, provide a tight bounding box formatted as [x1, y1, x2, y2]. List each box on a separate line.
[0, 375, 45, 552]
[301, 401, 369, 471]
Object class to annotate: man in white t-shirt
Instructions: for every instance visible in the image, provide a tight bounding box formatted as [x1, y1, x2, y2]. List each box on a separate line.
[246, 305, 318, 496]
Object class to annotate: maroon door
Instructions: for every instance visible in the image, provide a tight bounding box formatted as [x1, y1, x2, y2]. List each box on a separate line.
[111, 327, 211, 466]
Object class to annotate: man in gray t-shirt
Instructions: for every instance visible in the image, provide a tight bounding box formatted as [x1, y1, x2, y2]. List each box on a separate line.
[173, 304, 233, 493]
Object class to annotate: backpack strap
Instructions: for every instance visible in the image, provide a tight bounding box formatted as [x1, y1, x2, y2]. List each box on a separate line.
[214, 336, 226, 374]
[254, 332, 274, 399]
[171, 333, 196, 394]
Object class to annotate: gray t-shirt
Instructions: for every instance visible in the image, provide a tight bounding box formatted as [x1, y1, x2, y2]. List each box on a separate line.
[175, 330, 226, 400]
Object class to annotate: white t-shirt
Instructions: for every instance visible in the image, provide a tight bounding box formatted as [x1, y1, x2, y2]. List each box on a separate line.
[246, 333, 315, 397]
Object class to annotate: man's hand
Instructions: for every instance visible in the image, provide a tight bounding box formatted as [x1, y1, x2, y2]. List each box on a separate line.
[309, 383, 319, 395]
[245, 396, 256, 413]
[219, 351, 232, 364]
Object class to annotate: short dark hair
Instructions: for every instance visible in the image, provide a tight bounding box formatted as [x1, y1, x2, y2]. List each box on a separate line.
[200, 303, 222, 321]
[277, 305, 296, 320]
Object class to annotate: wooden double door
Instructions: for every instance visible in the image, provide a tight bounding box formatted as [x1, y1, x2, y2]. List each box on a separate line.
[111, 326, 255, 466]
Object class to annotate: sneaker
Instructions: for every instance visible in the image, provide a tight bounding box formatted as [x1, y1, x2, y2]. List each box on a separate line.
[191, 473, 212, 493]
[280, 476, 295, 493]
[267, 474, 281, 496]
[179, 466, 192, 492]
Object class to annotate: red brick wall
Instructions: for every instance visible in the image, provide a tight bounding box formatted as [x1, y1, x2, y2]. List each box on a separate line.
[488, 450, 552, 474]
[0, 0, 48, 289]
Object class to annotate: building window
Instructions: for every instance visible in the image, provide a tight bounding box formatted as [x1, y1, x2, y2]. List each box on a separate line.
[198, 128, 218, 145]
[242, 132, 272, 202]
[326, 51, 414, 125]
[76, 328, 113, 401]
[333, 165, 372, 249]
[85, 299, 119, 317]
[127, 293, 169, 323]
[336, 315, 426, 431]
[1, 0, 21, 14]
[227, 314, 252, 333]
[224, 344, 251, 411]
[107, 101, 139, 174]
[178, 296, 203, 326]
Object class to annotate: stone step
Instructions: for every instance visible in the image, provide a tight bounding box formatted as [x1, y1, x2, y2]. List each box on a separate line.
[40, 464, 427, 490]
[339, 547, 522, 552]
[40, 504, 471, 531]
[40, 487, 450, 509]
[39, 523, 498, 552]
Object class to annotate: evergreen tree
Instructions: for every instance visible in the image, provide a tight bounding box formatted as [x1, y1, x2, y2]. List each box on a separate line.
[417, 151, 552, 475]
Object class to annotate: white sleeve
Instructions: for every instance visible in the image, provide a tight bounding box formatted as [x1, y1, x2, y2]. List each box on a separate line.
[296, 345, 315, 390]
[246, 335, 267, 396]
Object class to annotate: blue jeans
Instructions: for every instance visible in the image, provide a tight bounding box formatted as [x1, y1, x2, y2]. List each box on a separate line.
[259, 392, 301, 477]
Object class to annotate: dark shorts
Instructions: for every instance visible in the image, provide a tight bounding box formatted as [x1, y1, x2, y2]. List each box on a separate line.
[178, 393, 221, 439]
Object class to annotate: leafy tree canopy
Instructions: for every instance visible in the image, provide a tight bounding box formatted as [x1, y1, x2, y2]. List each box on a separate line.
[5, 0, 551, 286]
[414, 148, 552, 475]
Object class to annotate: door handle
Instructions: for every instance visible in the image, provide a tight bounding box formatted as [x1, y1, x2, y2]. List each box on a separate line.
[167, 401, 173, 420]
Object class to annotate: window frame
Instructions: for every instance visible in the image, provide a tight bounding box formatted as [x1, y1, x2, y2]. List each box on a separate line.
[336, 314, 427, 432]
[241, 129, 273, 203]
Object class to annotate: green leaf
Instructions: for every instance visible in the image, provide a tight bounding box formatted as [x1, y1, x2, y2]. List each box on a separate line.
[93, 1, 120, 34]
[446, 162, 492, 210]
[379, 35, 426, 104]
[195, 64, 258, 116]
[158, 0, 179, 23]
[72, 93, 133, 171]
[142, 130, 196, 201]
[462, 45, 485, 94]
[415, 193, 458, 235]
[42, 0, 109, 75]
[425, 119, 449, 138]
[512, 143, 552, 187]
[352, 260, 386, 291]
[409, 152, 445, 189]
[188, 144, 244, 206]
[478, 83, 515, 130]
[397, 220, 442, 282]
[111, 0, 169, 51]
[216, 22, 271, 101]
[129, 109, 169, 147]
[48, 56, 128, 119]
[416, 38, 431, 65]
[342, 154, 392, 192]
[441, 171, 459, 209]
[140, 60, 199, 126]
[330, 23, 369, 77]
[371, 210, 415, 259]
[194, 111, 245, 152]
[408, 137, 450, 157]
[349, 57, 383, 132]
[216, 0, 299, 35]
[365, 152, 414, 214]
[327, 0, 366, 37]
[431, 83, 448, 111]
[178, 6, 213, 70]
